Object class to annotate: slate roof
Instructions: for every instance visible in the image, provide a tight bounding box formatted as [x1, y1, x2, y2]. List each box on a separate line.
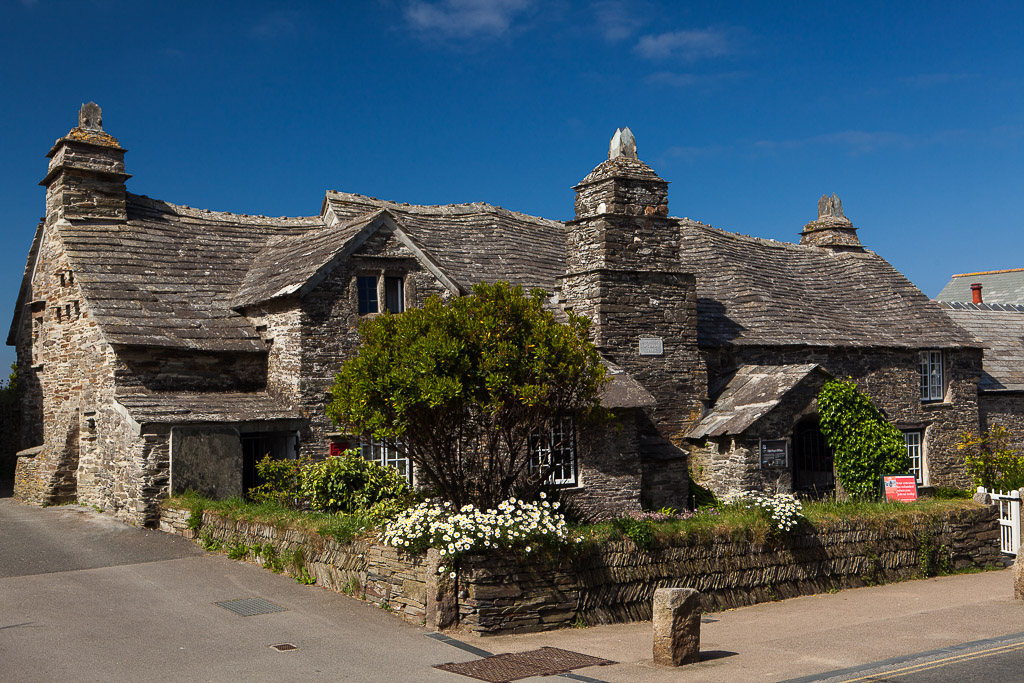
[115, 391, 305, 427]
[937, 268, 1024, 304]
[688, 364, 829, 438]
[233, 210, 381, 308]
[600, 361, 657, 409]
[322, 192, 566, 292]
[676, 220, 979, 349]
[60, 194, 323, 352]
[938, 302, 1024, 391]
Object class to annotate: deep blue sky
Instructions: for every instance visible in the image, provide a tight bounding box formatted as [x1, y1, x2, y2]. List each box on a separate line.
[2, 1, 1022, 370]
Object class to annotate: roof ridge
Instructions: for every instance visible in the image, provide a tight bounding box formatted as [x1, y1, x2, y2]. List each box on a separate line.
[952, 267, 1024, 277]
[678, 218, 867, 254]
[937, 301, 1024, 313]
[324, 190, 562, 226]
[127, 192, 322, 226]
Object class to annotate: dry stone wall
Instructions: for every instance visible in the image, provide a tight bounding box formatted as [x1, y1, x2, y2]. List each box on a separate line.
[979, 393, 1024, 455]
[159, 503, 999, 636]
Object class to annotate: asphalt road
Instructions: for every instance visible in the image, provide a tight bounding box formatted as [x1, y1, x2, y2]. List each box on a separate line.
[0, 498, 485, 682]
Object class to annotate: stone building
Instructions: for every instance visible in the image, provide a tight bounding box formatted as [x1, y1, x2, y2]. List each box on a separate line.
[936, 270, 1024, 458]
[9, 104, 987, 524]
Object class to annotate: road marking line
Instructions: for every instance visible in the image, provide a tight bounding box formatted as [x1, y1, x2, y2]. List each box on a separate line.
[838, 641, 1024, 682]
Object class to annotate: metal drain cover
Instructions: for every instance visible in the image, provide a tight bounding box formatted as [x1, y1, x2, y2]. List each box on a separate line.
[270, 643, 298, 652]
[214, 597, 287, 617]
[434, 647, 615, 683]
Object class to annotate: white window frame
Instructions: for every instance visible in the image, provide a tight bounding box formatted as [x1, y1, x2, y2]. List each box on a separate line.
[360, 435, 410, 482]
[919, 350, 944, 402]
[529, 417, 578, 487]
[903, 430, 925, 484]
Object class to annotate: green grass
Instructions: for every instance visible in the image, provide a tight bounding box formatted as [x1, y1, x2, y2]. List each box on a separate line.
[165, 491, 375, 544]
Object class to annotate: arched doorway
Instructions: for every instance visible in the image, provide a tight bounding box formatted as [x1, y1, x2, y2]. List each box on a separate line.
[792, 417, 834, 496]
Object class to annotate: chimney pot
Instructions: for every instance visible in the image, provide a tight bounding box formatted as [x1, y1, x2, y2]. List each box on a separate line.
[971, 283, 983, 304]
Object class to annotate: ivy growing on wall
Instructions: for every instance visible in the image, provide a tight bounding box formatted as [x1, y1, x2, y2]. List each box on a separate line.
[817, 379, 908, 499]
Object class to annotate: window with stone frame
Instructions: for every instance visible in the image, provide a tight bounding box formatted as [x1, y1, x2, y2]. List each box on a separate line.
[919, 350, 944, 402]
[529, 416, 578, 487]
[360, 435, 411, 482]
[357, 275, 378, 315]
[903, 430, 925, 484]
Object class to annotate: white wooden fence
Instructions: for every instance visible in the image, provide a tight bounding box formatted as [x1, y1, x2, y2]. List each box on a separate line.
[981, 488, 1021, 556]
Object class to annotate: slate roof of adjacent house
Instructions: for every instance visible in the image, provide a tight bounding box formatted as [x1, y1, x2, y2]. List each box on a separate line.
[676, 220, 979, 349]
[687, 364, 830, 438]
[936, 268, 1024, 304]
[58, 194, 322, 352]
[115, 391, 304, 427]
[937, 302, 1024, 391]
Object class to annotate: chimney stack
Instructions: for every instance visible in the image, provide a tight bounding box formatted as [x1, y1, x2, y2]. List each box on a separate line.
[971, 283, 983, 304]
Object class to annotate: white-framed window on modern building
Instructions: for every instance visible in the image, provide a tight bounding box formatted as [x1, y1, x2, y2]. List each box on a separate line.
[357, 275, 378, 315]
[529, 417, 577, 487]
[384, 276, 404, 313]
[360, 435, 410, 481]
[903, 430, 924, 484]
[919, 350, 944, 402]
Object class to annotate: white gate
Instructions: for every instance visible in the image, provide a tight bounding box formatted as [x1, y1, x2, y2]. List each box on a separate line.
[986, 488, 1021, 556]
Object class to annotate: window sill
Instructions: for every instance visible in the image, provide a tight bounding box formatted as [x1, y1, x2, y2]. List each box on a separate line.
[921, 401, 952, 410]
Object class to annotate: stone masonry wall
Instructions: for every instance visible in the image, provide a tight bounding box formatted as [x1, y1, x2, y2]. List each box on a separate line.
[297, 226, 451, 458]
[980, 393, 1024, 455]
[459, 504, 1000, 635]
[567, 409, 643, 520]
[712, 346, 982, 488]
[159, 502, 999, 637]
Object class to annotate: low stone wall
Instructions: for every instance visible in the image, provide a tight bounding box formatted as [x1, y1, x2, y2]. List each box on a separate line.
[159, 507, 439, 625]
[159, 503, 1000, 636]
[13, 446, 46, 504]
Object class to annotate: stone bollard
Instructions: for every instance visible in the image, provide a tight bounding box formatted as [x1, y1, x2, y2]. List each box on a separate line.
[652, 587, 701, 666]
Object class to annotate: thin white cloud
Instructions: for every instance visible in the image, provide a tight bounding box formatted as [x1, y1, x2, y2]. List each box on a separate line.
[592, 0, 648, 42]
[634, 27, 733, 61]
[405, 0, 535, 39]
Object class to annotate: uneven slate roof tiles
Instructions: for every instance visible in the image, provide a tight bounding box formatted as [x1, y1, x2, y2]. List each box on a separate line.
[60, 194, 322, 352]
[676, 220, 978, 349]
[323, 192, 566, 291]
[115, 391, 304, 427]
[688, 364, 829, 438]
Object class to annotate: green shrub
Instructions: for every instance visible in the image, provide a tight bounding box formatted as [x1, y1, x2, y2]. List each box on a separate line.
[932, 486, 972, 500]
[958, 426, 1024, 491]
[301, 452, 410, 513]
[187, 504, 204, 531]
[818, 379, 908, 499]
[248, 455, 309, 508]
[615, 517, 655, 550]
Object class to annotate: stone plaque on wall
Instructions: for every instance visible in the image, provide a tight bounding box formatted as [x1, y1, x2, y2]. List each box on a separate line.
[639, 337, 664, 356]
[760, 439, 789, 469]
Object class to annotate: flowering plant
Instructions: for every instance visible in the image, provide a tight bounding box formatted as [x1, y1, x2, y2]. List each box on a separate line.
[745, 492, 803, 533]
[382, 494, 575, 575]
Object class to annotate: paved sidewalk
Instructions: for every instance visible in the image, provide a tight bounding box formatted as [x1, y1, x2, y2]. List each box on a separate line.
[469, 568, 1024, 682]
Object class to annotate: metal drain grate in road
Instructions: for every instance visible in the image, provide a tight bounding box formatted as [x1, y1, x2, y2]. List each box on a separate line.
[270, 643, 298, 652]
[434, 647, 615, 683]
[214, 597, 288, 617]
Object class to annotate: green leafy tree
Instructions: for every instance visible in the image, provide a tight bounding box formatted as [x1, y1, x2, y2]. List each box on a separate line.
[817, 379, 908, 499]
[958, 425, 1024, 491]
[326, 281, 607, 510]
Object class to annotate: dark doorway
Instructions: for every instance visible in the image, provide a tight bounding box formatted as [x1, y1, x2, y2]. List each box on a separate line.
[241, 432, 298, 496]
[792, 417, 834, 496]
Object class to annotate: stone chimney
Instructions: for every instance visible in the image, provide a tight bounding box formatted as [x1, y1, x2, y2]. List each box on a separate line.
[971, 283, 983, 304]
[800, 193, 861, 250]
[559, 129, 706, 510]
[40, 102, 130, 225]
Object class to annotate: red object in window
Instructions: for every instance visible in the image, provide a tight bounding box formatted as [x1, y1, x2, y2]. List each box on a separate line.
[328, 442, 343, 457]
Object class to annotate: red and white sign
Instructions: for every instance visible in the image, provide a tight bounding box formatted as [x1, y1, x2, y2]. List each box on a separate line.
[882, 474, 918, 502]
